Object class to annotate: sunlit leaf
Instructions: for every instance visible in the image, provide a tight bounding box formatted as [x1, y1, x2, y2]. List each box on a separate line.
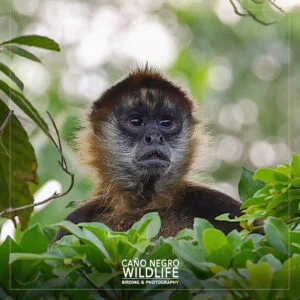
[0, 62, 24, 90]
[1, 35, 60, 52]
[253, 168, 290, 184]
[4, 45, 42, 63]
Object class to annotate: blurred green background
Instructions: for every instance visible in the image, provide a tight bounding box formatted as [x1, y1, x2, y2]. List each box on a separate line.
[0, 0, 299, 236]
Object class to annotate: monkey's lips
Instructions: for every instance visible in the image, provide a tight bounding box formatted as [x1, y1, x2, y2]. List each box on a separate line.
[137, 150, 170, 168]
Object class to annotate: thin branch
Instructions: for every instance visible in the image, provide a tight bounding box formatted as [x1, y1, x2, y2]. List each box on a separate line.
[246, 9, 278, 26]
[0, 111, 75, 218]
[270, 0, 284, 13]
[47, 111, 66, 169]
[229, 0, 283, 26]
[0, 175, 74, 218]
[229, 0, 248, 16]
[0, 110, 13, 135]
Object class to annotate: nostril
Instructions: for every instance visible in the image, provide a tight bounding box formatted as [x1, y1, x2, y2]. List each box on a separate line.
[145, 136, 152, 144]
[159, 136, 164, 144]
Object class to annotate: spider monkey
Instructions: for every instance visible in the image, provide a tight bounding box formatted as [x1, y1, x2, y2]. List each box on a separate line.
[53, 67, 241, 242]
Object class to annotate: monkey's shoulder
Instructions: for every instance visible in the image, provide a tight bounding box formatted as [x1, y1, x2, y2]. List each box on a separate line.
[179, 183, 241, 210]
[166, 183, 242, 234]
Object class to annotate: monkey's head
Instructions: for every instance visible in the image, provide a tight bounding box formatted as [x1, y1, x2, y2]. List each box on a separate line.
[80, 67, 205, 207]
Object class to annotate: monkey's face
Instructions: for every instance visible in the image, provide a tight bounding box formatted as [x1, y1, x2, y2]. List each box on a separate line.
[100, 88, 193, 190]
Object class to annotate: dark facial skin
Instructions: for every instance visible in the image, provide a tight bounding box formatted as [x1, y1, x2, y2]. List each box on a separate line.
[115, 101, 184, 176]
[100, 89, 192, 196]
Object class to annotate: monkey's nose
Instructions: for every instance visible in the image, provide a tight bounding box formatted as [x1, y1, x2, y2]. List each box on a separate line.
[144, 133, 164, 145]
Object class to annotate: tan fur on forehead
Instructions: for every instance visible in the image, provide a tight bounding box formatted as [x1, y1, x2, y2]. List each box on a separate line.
[122, 87, 177, 112]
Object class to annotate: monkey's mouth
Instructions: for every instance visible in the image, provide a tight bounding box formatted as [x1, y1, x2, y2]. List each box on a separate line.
[137, 150, 170, 169]
[138, 150, 170, 162]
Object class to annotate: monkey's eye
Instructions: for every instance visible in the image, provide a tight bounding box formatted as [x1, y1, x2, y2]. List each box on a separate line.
[130, 118, 144, 127]
[159, 119, 172, 128]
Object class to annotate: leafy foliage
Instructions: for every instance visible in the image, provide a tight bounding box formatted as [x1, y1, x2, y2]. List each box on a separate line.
[0, 101, 37, 230]
[0, 35, 62, 229]
[0, 211, 299, 299]
[217, 154, 300, 233]
[2, 152, 299, 298]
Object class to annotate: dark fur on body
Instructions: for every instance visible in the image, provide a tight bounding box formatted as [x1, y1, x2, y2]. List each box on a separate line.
[53, 67, 241, 242]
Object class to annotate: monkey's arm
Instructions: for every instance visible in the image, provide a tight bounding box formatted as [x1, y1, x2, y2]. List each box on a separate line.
[180, 184, 242, 234]
[52, 199, 104, 243]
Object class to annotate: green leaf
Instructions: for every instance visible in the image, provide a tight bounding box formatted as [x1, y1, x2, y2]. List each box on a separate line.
[256, 246, 288, 262]
[65, 201, 77, 208]
[0, 237, 20, 288]
[0, 80, 49, 133]
[131, 212, 161, 239]
[175, 228, 195, 240]
[202, 228, 227, 255]
[265, 193, 288, 213]
[193, 218, 213, 245]
[227, 230, 243, 255]
[167, 239, 207, 271]
[52, 221, 111, 259]
[246, 260, 273, 290]
[291, 231, 300, 245]
[10, 253, 63, 264]
[215, 213, 241, 222]
[1, 35, 60, 51]
[291, 153, 300, 178]
[240, 196, 266, 209]
[258, 254, 281, 271]
[207, 244, 233, 269]
[239, 168, 265, 202]
[87, 271, 121, 288]
[253, 168, 290, 184]
[264, 217, 289, 254]
[0, 101, 37, 230]
[272, 256, 300, 298]
[147, 239, 173, 260]
[4, 45, 42, 63]
[19, 224, 49, 253]
[232, 249, 257, 269]
[0, 62, 24, 90]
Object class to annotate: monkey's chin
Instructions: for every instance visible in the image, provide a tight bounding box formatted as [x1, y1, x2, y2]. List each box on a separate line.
[135, 159, 170, 170]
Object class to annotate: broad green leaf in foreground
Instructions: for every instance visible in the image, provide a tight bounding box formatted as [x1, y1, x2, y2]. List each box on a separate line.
[264, 217, 289, 254]
[0, 101, 37, 230]
[131, 212, 161, 239]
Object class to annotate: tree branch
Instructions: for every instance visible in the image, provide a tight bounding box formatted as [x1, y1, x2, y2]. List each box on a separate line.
[229, 0, 284, 26]
[270, 0, 284, 13]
